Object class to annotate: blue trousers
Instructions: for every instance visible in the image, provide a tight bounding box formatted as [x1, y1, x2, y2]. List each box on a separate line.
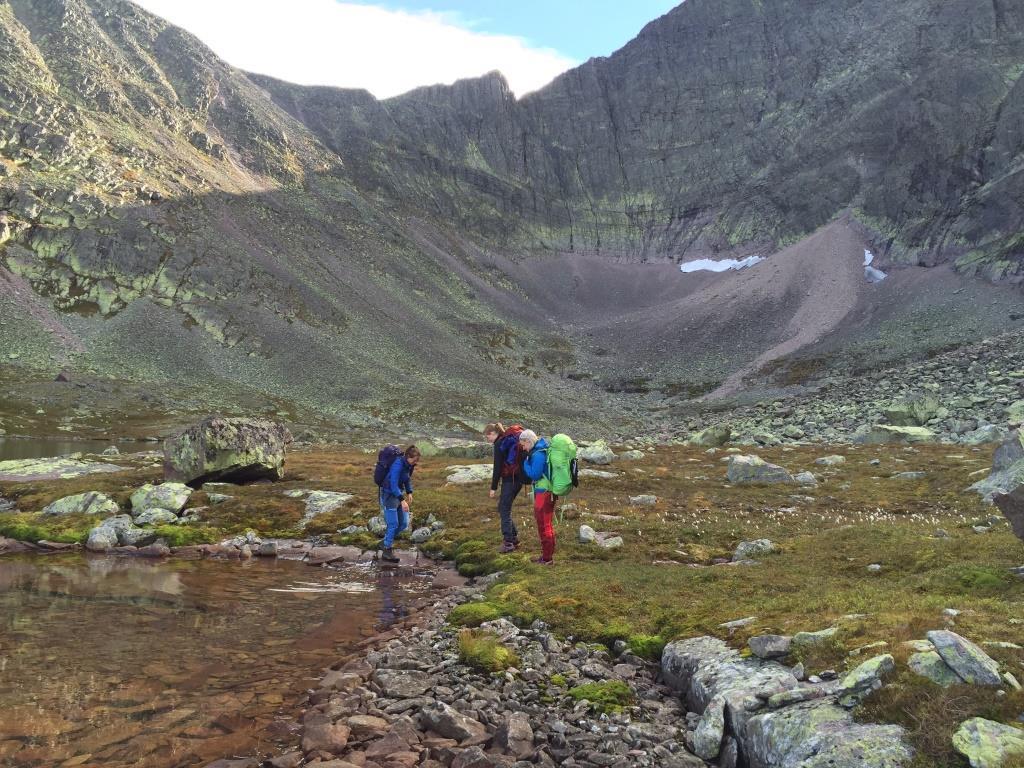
[381, 490, 409, 548]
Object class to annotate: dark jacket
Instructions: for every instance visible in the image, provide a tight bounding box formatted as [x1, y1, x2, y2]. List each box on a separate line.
[384, 456, 414, 499]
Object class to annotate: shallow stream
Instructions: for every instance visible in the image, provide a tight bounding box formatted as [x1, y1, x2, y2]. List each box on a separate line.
[0, 554, 431, 766]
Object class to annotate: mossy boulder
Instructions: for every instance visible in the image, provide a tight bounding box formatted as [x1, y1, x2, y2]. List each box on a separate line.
[131, 482, 192, 515]
[691, 425, 731, 447]
[41, 491, 118, 516]
[884, 395, 941, 426]
[163, 416, 292, 486]
[952, 718, 1024, 768]
[726, 455, 794, 484]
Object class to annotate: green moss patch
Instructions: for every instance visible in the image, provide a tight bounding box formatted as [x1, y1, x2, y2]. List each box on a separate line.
[457, 629, 519, 673]
[448, 601, 503, 627]
[568, 680, 635, 713]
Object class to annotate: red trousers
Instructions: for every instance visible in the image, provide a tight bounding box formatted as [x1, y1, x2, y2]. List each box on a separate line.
[533, 491, 556, 561]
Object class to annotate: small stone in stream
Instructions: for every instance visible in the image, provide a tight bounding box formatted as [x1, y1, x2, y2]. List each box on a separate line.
[102, 446, 120, 455]
[301, 715, 350, 754]
[733, 539, 778, 561]
[42, 491, 119, 517]
[267, 753, 303, 768]
[749, 635, 792, 659]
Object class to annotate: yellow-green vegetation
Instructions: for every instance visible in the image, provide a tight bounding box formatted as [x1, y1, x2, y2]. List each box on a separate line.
[3, 441, 1023, 757]
[457, 629, 519, 673]
[448, 601, 503, 627]
[568, 680, 635, 713]
[858, 672, 1024, 768]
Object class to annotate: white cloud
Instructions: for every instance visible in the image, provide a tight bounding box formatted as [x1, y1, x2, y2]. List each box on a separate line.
[129, 0, 578, 98]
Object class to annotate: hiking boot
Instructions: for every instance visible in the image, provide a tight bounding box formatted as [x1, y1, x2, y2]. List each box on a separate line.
[499, 540, 516, 553]
[381, 547, 400, 563]
[532, 557, 553, 566]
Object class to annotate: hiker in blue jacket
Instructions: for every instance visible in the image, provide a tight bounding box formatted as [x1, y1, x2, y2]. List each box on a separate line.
[380, 445, 420, 563]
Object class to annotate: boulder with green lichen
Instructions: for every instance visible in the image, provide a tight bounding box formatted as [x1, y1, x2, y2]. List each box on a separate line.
[163, 416, 292, 486]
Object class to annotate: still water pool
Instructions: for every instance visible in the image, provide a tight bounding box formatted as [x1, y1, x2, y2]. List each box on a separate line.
[0, 554, 431, 766]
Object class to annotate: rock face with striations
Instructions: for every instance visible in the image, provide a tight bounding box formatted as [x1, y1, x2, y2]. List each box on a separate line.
[163, 417, 292, 486]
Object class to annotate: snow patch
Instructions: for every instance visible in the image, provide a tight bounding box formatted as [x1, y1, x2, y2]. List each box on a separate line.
[680, 255, 764, 274]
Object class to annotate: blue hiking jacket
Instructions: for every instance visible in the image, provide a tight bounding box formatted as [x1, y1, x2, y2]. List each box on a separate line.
[384, 456, 414, 499]
[522, 438, 550, 492]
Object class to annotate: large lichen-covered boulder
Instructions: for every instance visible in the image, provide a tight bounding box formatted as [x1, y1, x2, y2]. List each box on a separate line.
[855, 425, 937, 445]
[926, 630, 1002, 686]
[726, 455, 794, 484]
[952, 718, 1024, 768]
[883, 395, 942, 426]
[163, 417, 292, 486]
[745, 699, 912, 768]
[661, 637, 913, 768]
[691, 425, 731, 447]
[42, 491, 119, 516]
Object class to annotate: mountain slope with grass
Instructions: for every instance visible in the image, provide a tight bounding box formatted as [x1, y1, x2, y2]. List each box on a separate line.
[1, 0, 1023, 435]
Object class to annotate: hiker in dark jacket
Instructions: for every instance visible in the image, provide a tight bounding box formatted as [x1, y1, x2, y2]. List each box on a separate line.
[484, 422, 526, 552]
[380, 445, 420, 563]
[519, 429, 555, 565]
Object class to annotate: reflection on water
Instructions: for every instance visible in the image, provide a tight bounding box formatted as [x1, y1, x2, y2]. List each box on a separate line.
[0, 437, 122, 462]
[0, 554, 426, 766]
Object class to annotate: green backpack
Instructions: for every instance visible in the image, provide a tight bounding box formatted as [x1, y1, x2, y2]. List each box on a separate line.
[546, 433, 579, 497]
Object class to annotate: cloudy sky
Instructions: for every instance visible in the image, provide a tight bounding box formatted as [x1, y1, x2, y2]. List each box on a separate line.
[130, 0, 680, 98]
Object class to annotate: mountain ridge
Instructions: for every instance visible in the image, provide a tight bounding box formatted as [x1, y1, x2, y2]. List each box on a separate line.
[1, 0, 1023, 435]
